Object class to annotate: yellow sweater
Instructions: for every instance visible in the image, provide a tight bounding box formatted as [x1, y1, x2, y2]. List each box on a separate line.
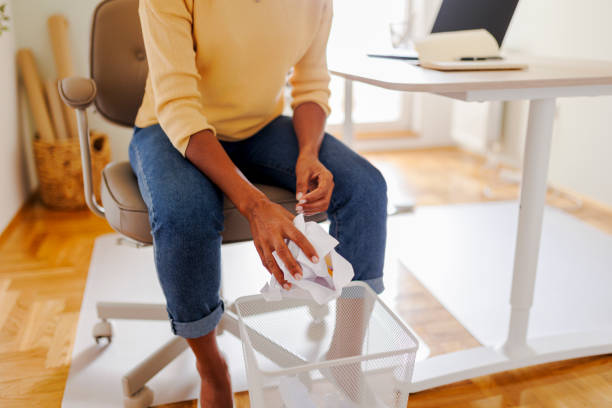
[135, 0, 332, 156]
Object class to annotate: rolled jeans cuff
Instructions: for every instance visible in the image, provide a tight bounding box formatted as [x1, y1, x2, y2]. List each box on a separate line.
[170, 300, 225, 339]
[359, 276, 384, 294]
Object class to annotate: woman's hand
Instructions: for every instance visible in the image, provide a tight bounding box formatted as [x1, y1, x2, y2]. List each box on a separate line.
[295, 153, 334, 216]
[245, 198, 319, 289]
[185, 129, 318, 289]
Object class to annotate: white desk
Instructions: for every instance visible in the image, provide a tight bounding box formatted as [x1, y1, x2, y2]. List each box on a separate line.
[329, 55, 612, 392]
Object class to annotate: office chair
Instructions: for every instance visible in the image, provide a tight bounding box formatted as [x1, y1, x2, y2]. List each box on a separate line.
[58, 0, 325, 406]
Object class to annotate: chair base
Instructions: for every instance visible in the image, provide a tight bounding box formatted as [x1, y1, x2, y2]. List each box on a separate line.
[93, 319, 113, 344]
[95, 299, 331, 407]
[123, 386, 154, 408]
[94, 301, 243, 407]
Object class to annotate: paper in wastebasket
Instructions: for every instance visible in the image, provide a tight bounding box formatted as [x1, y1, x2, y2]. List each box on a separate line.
[260, 214, 354, 305]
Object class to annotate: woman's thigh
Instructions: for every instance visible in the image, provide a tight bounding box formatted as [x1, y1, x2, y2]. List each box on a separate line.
[227, 116, 386, 205]
[129, 125, 224, 230]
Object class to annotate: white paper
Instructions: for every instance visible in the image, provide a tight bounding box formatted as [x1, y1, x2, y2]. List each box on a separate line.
[260, 214, 355, 305]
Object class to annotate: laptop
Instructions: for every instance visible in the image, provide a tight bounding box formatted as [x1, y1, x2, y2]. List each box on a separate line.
[368, 0, 520, 61]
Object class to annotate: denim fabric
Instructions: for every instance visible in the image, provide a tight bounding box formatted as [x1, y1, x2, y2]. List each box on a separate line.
[129, 116, 387, 338]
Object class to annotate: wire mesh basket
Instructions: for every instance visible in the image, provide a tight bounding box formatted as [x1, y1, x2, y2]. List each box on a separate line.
[235, 282, 419, 408]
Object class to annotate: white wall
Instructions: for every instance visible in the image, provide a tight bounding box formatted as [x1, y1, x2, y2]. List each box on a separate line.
[411, 0, 454, 147]
[502, 0, 612, 206]
[0, 0, 31, 233]
[15, 1, 611, 206]
[12, 0, 132, 163]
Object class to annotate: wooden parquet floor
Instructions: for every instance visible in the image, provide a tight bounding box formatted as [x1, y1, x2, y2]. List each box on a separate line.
[0, 147, 611, 407]
[0, 199, 113, 407]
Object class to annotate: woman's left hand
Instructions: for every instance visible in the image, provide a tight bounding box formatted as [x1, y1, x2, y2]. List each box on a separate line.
[295, 153, 334, 216]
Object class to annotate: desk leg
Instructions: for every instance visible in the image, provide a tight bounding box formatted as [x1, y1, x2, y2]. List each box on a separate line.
[501, 98, 556, 358]
[343, 78, 355, 147]
[409, 97, 612, 392]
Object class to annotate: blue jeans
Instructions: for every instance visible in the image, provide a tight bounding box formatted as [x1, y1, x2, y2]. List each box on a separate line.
[129, 116, 387, 338]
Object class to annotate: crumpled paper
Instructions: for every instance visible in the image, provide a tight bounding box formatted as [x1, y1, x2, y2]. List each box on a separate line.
[260, 214, 354, 305]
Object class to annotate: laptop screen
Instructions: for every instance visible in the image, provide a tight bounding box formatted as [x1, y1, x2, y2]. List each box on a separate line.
[431, 0, 520, 46]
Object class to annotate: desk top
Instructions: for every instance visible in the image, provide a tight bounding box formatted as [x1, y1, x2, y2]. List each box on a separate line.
[328, 54, 612, 93]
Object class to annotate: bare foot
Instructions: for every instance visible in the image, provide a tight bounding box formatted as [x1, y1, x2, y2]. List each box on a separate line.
[196, 354, 233, 408]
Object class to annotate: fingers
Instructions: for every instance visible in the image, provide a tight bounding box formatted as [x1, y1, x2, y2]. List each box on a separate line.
[265, 252, 290, 289]
[300, 172, 332, 201]
[275, 240, 303, 280]
[296, 173, 309, 201]
[299, 174, 334, 215]
[300, 196, 331, 214]
[248, 199, 321, 291]
[300, 186, 326, 204]
[285, 226, 319, 263]
[255, 243, 291, 289]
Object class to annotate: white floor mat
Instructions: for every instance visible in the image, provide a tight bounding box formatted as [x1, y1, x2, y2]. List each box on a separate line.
[394, 201, 612, 347]
[62, 201, 612, 406]
[62, 221, 422, 407]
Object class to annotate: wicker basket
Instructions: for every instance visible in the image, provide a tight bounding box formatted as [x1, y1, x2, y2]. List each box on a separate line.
[33, 131, 111, 210]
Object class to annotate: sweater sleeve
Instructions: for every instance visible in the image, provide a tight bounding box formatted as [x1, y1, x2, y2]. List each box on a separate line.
[288, 0, 332, 116]
[138, 0, 215, 156]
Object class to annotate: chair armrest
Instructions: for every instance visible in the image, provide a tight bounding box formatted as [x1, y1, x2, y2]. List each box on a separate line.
[57, 77, 106, 218]
[58, 77, 97, 110]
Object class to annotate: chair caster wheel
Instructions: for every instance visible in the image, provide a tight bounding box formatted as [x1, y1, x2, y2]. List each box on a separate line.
[93, 320, 113, 344]
[308, 303, 329, 323]
[307, 320, 327, 341]
[307, 304, 329, 341]
[123, 386, 154, 408]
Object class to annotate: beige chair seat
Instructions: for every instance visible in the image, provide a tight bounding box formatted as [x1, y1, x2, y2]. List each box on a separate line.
[101, 162, 323, 245]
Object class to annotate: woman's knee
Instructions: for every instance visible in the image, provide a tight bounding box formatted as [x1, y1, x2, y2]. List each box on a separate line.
[362, 162, 387, 201]
[332, 158, 387, 213]
[359, 162, 387, 213]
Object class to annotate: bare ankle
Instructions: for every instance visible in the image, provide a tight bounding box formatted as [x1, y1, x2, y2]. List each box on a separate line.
[186, 331, 233, 407]
[197, 357, 232, 408]
[196, 353, 227, 379]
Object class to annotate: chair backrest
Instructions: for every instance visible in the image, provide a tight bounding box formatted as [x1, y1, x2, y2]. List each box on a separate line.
[91, 0, 147, 127]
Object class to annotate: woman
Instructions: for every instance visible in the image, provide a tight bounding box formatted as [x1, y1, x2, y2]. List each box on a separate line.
[132, 0, 387, 406]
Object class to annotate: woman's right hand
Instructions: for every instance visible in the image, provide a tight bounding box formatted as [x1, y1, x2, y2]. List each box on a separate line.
[244, 197, 319, 289]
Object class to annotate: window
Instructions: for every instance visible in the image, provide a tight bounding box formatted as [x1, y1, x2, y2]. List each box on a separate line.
[327, 0, 411, 127]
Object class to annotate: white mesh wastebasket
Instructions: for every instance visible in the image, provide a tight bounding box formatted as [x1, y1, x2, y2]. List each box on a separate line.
[235, 282, 419, 408]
